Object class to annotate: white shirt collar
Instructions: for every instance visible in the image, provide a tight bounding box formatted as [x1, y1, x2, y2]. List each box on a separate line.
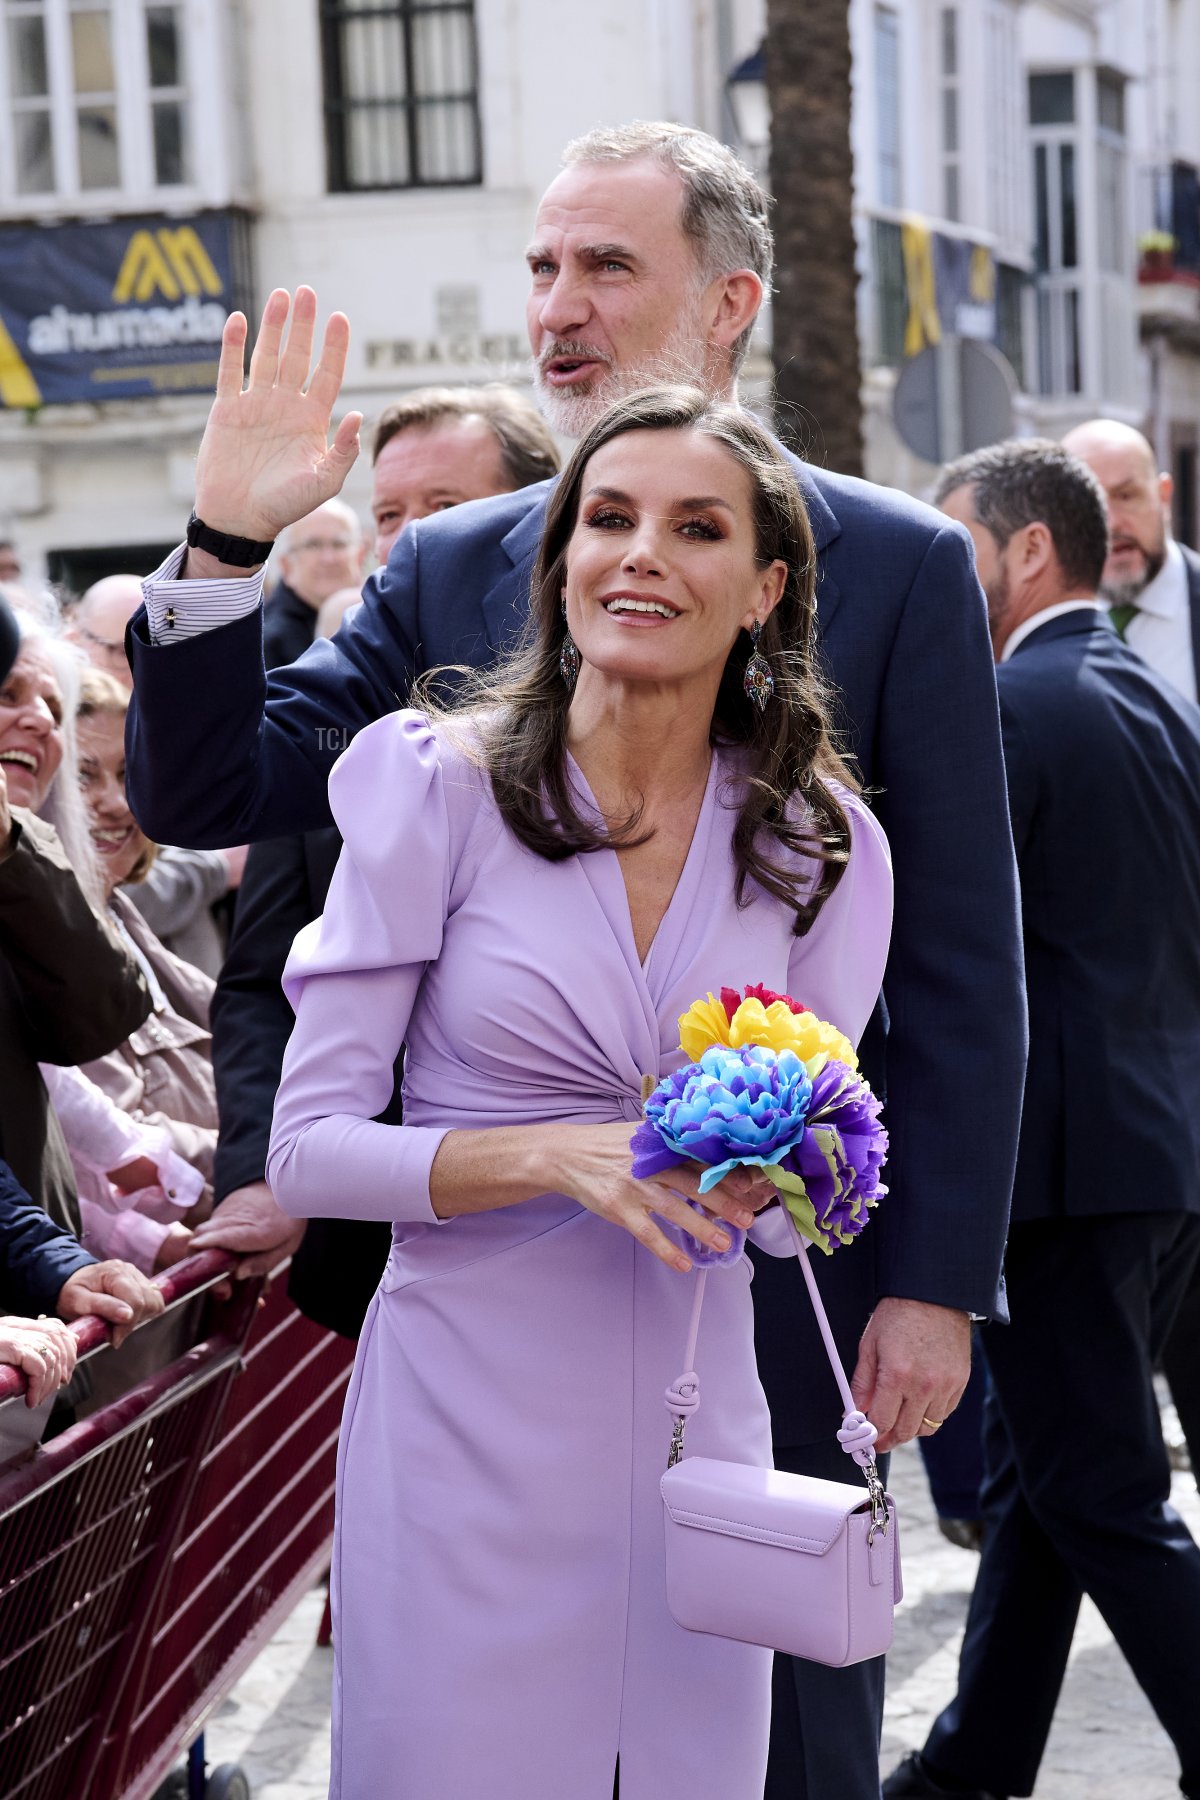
[1119, 536, 1187, 622]
[999, 600, 1101, 662]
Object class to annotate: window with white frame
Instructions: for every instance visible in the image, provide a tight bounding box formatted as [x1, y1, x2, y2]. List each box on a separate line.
[1029, 69, 1081, 395]
[1096, 69, 1127, 275]
[874, 6, 901, 210]
[0, 0, 193, 208]
[319, 0, 482, 192]
[940, 5, 960, 222]
[982, 0, 1024, 249]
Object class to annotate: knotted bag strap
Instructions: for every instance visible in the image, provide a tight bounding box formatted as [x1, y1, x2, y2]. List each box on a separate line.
[663, 1201, 888, 1527]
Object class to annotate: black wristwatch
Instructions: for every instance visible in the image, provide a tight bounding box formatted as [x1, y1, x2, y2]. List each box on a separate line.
[185, 510, 276, 567]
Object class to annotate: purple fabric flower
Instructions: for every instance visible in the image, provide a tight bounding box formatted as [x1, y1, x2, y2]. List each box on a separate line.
[774, 1059, 888, 1252]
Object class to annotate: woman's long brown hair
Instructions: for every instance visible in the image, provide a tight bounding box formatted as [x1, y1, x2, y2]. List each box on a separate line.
[415, 385, 857, 934]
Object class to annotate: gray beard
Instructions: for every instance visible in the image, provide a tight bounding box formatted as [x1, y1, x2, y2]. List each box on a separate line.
[1099, 546, 1167, 607]
[534, 320, 715, 439]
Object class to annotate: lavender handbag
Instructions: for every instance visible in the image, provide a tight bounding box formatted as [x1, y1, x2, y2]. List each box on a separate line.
[660, 1206, 902, 1668]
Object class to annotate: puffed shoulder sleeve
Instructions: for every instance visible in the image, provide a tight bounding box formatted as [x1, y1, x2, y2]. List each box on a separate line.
[786, 790, 893, 1046]
[267, 711, 465, 1223]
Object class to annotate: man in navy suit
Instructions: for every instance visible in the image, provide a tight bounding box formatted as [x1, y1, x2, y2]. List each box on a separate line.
[123, 123, 1025, 1798]
[886, 441, 1200, 1800]
[1063, 419, 1200, 1493]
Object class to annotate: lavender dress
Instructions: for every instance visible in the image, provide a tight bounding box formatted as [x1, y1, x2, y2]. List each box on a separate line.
[268, 711, 892, 1800]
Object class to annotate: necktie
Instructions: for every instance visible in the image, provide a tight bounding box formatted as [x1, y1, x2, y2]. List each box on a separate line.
[1107, 602, 1138, 639]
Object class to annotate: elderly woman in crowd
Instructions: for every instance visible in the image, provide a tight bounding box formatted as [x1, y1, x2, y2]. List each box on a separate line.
[0, 613, 149, 1229]
[65, 668, 220, 1269]
[0, 596, 162, 1376]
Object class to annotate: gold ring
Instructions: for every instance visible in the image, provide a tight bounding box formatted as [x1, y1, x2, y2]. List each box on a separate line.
[922, 1416, 943, 1430]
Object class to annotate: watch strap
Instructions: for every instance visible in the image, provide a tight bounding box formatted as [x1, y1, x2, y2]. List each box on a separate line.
[186, 510, 275, 567]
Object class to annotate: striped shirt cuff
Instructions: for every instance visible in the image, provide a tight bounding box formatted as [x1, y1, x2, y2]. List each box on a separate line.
[143, 543, 267, 644]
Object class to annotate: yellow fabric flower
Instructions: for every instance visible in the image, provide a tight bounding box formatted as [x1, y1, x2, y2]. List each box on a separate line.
[725, 998, 859, 1072]
[678, 994, 734, 1062]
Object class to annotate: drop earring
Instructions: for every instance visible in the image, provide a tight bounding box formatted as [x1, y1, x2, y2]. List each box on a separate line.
[743, 619, 774, 710]
[560, 593, 579, 687]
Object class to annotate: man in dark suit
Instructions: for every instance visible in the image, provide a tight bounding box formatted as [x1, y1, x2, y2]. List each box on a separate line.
[886, 440, 1200, 1800]
[125, 123, 1026, 1798]
[1062, 419, 1200, 1491]
[197, 389, 561, 1335]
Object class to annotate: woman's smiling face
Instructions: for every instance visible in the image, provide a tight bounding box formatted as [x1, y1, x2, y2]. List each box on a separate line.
[0, 645, 65, 812]
[562, 426, 785, 692]
[76, 708, 149, 893]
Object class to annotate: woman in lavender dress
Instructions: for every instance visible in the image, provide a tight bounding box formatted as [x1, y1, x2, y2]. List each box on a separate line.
[268, 388, 893, 1800]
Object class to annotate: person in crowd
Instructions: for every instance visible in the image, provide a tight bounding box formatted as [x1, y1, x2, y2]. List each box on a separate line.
[41, 1058, 201, 1273]
[71, 670, 218, 1249]
[262, 498, 363, 669]
[1062, 418, 1200, 701]
[124, 123, 1026, 1798]
[65, 573, 244, 976]
[369, 384, 561, 563]
[267, 387, 894, 1797]
[885, 441, 1200, 1800]
[0, 1154, 163, 1363]
[194, 386, 563, 1330]
[1062, 417, 1200, 1490]
[0, 540, 21, 586]
[65, 574, 143, 689]
[0, 620, 151, 1233]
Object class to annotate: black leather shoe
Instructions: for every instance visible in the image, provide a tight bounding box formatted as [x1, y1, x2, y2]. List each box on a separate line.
[881, 1750, 1005, 1800]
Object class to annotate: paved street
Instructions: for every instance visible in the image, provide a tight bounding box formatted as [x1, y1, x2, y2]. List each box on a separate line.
[203, 1436, 1199, 1798]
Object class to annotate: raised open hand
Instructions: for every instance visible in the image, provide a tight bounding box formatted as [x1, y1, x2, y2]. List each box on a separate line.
[193, 287, 363, 546]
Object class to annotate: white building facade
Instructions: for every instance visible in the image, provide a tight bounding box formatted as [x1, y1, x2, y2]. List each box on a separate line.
[1, 0, 1197, 584]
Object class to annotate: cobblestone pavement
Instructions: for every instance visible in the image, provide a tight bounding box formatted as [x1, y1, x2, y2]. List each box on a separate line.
[202, 1439, 1200, 1798]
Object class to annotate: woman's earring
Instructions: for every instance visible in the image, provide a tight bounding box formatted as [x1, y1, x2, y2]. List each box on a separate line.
[560, 595, 579, 687]
[743, 619, 774, 710]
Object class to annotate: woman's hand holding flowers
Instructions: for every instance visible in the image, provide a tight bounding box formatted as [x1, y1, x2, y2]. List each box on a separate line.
[553, 1123, 775, 1274]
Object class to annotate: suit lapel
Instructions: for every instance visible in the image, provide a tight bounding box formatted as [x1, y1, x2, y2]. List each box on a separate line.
[482, 486, 552, 652]
[783, 452, 844, 633]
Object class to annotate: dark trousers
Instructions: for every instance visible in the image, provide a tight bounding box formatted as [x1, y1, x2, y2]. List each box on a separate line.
[765, 1437, 890, 1800]
[1162, 1253, 1200, 1485]
[923, 1212, 1200, 1800]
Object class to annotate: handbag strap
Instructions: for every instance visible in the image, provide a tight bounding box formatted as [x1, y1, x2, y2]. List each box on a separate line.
[664, 1202, 887, 1518]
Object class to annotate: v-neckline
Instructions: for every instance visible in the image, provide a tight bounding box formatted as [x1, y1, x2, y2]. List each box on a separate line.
[565, 747, 719, 976]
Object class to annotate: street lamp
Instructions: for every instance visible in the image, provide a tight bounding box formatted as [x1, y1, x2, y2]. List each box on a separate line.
[726, 43, 770, 169]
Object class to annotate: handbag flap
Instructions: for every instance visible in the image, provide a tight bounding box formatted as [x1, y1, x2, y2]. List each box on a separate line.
[661, 1456, 872, 1556]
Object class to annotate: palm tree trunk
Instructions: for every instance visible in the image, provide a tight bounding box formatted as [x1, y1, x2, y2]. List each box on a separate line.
[765, 0, 864, 476]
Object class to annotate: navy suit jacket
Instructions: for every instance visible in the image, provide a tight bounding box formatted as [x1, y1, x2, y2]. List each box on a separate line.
[127, 454, 1026, 1441]
[0, 1157, 93, 1317]
[998, 608, 1200, 1224]
[210, 825, 393, 1338]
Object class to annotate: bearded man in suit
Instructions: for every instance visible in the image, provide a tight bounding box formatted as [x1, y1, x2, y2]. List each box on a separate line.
[124, 123, 1026, 1800]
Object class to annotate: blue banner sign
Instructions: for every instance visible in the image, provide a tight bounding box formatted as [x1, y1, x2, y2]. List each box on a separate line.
[0, 209, 248, 408]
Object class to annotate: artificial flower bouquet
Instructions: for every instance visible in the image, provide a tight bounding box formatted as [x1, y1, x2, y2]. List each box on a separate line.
[631, 984, 888, 1266]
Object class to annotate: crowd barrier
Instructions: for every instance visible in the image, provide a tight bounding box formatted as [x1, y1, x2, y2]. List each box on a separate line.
[0, 1251, 355, 1800]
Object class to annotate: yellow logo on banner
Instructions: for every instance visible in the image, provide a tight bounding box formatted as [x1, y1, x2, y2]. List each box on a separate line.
[112, 227, 224, 303]
[0, 312, 41, 407]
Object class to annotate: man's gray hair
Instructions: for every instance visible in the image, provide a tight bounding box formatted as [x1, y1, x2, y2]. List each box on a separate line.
[562, 122, 773, 376]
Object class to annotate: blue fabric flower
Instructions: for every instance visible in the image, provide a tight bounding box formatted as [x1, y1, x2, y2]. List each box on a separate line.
[634, 1044, 813, 1181]
[630, 1045, 815, 1267]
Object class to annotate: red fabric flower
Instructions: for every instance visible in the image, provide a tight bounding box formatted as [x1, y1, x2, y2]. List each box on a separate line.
[742, 982, 809, 1015]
